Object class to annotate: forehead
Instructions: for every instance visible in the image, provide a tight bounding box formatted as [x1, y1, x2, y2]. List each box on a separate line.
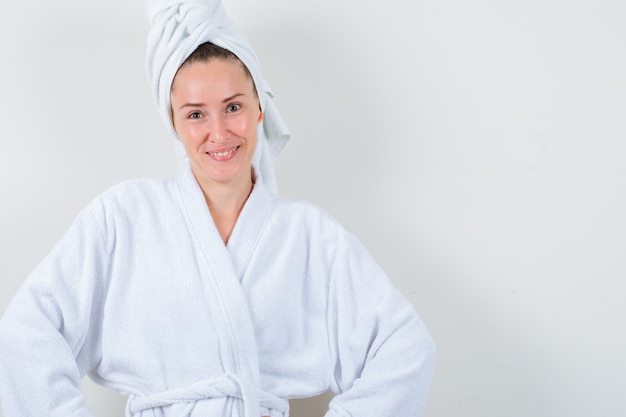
[171, 58, 254, 95]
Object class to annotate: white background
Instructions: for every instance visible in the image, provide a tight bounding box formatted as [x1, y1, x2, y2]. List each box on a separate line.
[1, 0, 625, 416]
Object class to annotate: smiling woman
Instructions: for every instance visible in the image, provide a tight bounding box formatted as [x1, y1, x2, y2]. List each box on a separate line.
[0, 0, 435, 416]
[171, 44, 264, 243]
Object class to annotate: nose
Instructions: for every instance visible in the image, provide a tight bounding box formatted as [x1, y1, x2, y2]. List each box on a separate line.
[208, 115, 230, 143]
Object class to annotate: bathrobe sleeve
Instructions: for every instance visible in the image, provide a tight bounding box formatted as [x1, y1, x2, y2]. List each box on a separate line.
[0, 201, 109, 417]
[325, 231, 436, 417]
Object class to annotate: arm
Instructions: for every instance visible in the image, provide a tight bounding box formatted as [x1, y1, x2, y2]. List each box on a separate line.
[325, 232, 436, 417]
[0, 203, 108, 416]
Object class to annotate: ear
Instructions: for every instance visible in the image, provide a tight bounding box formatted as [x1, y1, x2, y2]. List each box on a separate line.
[257, 105, 263, 124]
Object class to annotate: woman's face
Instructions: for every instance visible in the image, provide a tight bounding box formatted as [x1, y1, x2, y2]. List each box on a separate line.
[171, 58, 262, 191]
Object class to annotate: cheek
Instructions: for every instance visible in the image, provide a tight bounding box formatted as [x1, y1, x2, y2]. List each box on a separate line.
[178, 123, 207, 145]
[232, 115, 258, 138]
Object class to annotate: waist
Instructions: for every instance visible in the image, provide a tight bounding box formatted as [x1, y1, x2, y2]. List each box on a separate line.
[126, 373, 289, 417]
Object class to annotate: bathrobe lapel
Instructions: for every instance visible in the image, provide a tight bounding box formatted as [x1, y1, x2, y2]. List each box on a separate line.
[226, 178, 273, 283]
[175, 162, 262, 417]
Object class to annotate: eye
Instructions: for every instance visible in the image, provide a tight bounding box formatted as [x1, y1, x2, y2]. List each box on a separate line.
[187, 111, 203, 120]
[227, 103, 241, 113]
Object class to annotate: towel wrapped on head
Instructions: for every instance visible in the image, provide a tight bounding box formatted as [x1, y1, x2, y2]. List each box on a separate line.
[146, 0, 290, 193]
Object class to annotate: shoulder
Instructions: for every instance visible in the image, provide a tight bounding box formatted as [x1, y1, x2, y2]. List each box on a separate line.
[272, 194, 383, 254]
[267, 195, 361, 251]
[91, 177, 176, 207]
[100, 177, 176, 201]
[272, 195, 343, 230]
[82, 177, 179, 225]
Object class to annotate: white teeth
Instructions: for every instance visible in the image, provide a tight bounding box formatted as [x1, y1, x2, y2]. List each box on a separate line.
[209, 148, 236, 157]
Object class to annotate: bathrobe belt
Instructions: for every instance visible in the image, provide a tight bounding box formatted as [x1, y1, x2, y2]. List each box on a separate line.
[125, 373, 289, 417]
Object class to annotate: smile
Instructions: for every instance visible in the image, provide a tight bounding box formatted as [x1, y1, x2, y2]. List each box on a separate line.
[207, 146, 239, 157]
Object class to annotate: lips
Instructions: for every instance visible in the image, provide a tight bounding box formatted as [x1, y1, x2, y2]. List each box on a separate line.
[206, 145, 240, 159]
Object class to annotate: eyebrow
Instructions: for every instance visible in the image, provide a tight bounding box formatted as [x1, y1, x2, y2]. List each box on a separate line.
[177, 93, 246, 110]
[223, 93, 245, 103]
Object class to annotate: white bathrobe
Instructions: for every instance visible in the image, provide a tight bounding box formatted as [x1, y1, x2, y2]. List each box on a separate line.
[0, 160, 436, 417]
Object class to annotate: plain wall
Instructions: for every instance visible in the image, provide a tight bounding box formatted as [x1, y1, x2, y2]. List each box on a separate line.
[1, 0, 625, 416]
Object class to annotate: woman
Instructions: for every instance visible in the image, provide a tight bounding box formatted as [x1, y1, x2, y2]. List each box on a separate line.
[0, 1, 435, 416]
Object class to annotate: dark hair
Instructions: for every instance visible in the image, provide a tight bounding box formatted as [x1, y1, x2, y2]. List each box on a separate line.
[179, 42, 255, 86]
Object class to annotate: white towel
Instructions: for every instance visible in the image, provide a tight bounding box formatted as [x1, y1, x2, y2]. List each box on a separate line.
[146, 0, 290, 193]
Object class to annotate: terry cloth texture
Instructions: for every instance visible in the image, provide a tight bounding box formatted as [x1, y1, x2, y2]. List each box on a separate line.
[0, 167, 436, 416]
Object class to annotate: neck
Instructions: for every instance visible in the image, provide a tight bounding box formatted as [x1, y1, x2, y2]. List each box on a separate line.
[196, 172, 255, 244]
[204, 180, 253, 217]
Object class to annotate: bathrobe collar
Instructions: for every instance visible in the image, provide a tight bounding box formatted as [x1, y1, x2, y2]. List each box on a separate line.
[174, 159, 266, 416]
[226, 175, 274, 282]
